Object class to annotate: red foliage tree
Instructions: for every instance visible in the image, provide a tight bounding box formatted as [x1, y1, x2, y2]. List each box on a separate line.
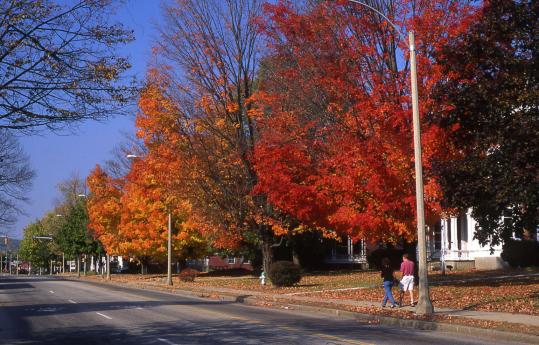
[252, 0, 477, 243]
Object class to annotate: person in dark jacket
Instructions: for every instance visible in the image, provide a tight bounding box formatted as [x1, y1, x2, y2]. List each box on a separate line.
[380, 257, 398, 308]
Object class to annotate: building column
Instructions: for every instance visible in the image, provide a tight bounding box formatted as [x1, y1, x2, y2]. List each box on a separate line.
[347, 236, 353, 260]
[425, 225, 433, 260]
[441, 219, 452, 259]
[450, 217, 458, 259]
[361, 239, 366, 258]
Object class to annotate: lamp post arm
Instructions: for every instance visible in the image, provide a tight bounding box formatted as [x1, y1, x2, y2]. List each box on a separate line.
[347, 0, 409, 47]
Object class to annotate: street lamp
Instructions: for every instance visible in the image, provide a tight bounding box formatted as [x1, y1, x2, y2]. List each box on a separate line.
[346, 0, 433, 314]
[54, 214, 70, 275]
[127, 153, 173, 286]
[2, 234, 8, 274]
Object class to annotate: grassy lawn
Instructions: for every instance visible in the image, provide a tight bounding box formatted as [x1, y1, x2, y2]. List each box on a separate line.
[191, 270, 381, 293]
[92, 270, 381, 294]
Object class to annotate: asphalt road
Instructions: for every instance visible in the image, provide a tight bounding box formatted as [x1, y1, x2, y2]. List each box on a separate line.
[0, 275, 529, 345]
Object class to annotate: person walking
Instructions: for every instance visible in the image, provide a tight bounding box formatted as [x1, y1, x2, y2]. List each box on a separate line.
[380, 257, 398, 308]
[399, 253, 415, 306]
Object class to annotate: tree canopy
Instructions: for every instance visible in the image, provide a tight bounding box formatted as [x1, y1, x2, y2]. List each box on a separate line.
[0, 129, 34, 227]
[252, 0, 476, 244]
[0, 0, 134, 132]
[18, 221, 52, 269]
[431, 0, 538, 246]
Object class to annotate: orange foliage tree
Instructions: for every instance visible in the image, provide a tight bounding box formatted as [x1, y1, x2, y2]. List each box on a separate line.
[87, 165, 124, 256]
[136, 0, 280, 272]
[87, 159, 206, 274]
[252, 0, 477, 244]
[119, 154, 206, 273]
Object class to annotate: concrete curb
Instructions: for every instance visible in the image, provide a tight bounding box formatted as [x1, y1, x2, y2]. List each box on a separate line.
[64, 276, 539, 344]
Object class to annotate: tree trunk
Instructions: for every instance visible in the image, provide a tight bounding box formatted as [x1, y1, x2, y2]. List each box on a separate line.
[292, 247, 300, 266]
[260, 227, 274, 275]
[106, 254, 111, 280]
[100, 255, 104, 277]
[77, 255, 81, 277]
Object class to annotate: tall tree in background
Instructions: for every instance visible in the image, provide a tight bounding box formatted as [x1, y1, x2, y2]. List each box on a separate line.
[0, 0, 134, 132]
[0, 129, 34, 227]
[54, 176, 97, 274]
[56, 198, 91, 273]
[431, 0, 538, 246]
[252, 0, 476, 244]
[139, 0, 278, 272]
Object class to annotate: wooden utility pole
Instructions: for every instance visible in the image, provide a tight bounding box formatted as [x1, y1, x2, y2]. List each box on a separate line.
[409, 31, 433, 315]
[166, 211, 173, 286]
[106, 254, 111, 280]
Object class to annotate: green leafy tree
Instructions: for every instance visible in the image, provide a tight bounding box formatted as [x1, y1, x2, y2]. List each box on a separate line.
[432, 0, 538, 246]
[56, 198, 91, 262]
[18, 221, 52, 271]
[53, 175, 102, 273]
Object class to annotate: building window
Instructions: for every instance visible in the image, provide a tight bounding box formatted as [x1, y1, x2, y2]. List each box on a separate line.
[227, 257, 235, 264]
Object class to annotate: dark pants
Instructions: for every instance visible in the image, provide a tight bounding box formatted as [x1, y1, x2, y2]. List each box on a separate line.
[382, 280, 396, 306]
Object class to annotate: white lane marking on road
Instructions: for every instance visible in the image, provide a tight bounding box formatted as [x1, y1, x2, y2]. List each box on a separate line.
[136, 307, 143, 310]
[68, 299, 77, 304]
[96, 312, 112, 320]
[157, 338, 178, 345]
[49, 290, 54, 294]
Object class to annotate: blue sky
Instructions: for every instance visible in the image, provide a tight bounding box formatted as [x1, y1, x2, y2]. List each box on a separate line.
[11, 0, 162, 239]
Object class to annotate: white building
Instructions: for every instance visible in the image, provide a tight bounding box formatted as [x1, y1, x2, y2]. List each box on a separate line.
[66, 255, 126, 273]
[90, 255, 126, 273]
[428, 209, 537, 270]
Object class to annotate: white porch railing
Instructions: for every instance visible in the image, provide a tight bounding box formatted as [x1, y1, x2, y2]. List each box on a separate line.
[429, 248, 501, 261]
[325, 254, 367, 264]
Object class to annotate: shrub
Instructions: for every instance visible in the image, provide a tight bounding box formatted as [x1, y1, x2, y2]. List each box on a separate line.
[501, 239, 539, 267]
[268, 261, 301, 287]
[178, 268, 199, 282]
